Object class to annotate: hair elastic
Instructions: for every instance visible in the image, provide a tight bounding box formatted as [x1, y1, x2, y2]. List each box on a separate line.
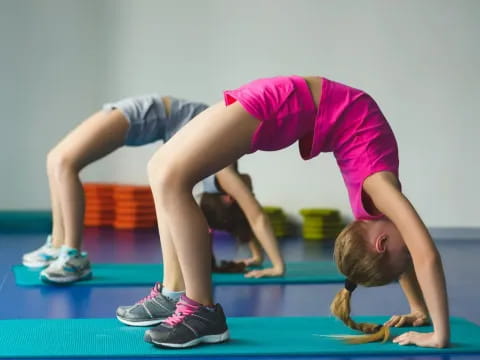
[344, 279, 357, 292]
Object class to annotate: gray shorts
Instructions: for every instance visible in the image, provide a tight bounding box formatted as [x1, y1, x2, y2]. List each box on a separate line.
[201, 174, 222, 194]
[102, 95, 208, 146]
[102, 95, 218, 198]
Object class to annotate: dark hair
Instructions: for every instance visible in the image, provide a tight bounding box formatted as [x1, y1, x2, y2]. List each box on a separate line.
[201, 165, 253, 243]
[200, 193, 252, 243]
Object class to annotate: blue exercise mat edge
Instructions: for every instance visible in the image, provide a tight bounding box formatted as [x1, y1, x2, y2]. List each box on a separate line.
[13, 261, 345, 286]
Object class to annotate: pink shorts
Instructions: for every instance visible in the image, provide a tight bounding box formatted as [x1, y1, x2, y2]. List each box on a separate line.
[224, 76, 317, 153]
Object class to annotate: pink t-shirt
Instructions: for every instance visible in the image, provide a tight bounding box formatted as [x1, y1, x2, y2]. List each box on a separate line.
[299, 78, 399, 220]
[224, 76, 399, 220]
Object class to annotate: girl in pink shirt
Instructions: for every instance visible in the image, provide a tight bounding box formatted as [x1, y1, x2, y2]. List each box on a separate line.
[144, 76, 449, 350]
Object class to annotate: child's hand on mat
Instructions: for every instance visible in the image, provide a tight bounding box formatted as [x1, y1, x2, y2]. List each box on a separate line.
[235, 257, 263, 267]
[244, 266, 284, 278]
[384, 311, 429, 327]
[393, 331, 448, 348]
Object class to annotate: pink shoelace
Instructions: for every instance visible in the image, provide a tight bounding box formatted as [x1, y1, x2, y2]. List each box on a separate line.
[136, 283, 161, 304]
[164, 298, 199, 326]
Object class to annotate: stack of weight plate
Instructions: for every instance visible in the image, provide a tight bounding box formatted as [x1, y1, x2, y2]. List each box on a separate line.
[113, 185, 157, 230]
[299, 208, 344, 241]
[83, 183, 115, 227]
[263, 206, 289, 238]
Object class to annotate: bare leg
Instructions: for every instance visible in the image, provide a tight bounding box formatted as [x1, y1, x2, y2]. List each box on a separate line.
[148, 155, 185, 291]
[47, 172, 65, 248]
[149, 102, 259, 305]
[46, 110, 129, 250]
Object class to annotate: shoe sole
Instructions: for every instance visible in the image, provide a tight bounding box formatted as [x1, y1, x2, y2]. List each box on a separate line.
[40, 269, 92, 284]
[116, 316, 166, 327]
[22, 259, 55, 269]
[151, 330, 230, 348]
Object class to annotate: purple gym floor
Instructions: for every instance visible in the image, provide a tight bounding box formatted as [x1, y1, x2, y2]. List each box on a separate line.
[0, 227, 478, 360]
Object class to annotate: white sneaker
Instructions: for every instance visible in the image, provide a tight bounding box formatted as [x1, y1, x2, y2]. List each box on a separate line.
[40, 246, 92, 284]
[22, 235, 61, 268]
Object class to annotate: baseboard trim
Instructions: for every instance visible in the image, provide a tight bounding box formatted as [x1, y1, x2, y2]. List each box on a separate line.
[429, 227, 480, 240]
[0, 211, 52, 233]
[0, 211, 479, 240]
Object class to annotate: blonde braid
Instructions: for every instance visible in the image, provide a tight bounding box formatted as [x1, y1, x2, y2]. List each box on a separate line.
[329, 220, 413, 344]
[330, 287, 390, 344]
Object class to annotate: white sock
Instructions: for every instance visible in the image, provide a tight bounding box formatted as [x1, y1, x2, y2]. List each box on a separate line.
[161, 287, 185, 301]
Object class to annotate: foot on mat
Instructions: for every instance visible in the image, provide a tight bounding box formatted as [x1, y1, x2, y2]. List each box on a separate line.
[144, 295, 229, 348]
[40, 246, 92, 284]
[116, 283, 177, 326]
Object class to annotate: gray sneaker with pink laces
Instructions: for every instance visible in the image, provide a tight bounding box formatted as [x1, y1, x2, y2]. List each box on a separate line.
[116, 283, 177, 326]
[144, 295, 229, 348]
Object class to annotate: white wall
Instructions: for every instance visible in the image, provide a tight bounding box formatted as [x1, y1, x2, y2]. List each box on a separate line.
[1, 0, 479, 227]
[0, 0, 109, 205]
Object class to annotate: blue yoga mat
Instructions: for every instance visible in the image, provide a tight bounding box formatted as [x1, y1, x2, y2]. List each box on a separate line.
[13, 261, 344, 286]
[0, 316, 478, 358]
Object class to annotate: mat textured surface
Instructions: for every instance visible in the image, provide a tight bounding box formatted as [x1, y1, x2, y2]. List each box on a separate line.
[0, 317, 478, 358]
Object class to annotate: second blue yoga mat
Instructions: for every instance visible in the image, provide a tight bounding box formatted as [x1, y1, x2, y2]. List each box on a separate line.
[13, 261, 344, 286]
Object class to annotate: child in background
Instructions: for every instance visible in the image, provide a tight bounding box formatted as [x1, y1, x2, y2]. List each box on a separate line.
[200, 164, 265, 273]
[22, 95, 283, 286]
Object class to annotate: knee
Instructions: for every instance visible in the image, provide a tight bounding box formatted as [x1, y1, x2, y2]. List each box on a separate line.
[46, 148, 77, 180]
[147, 157, 187, 202]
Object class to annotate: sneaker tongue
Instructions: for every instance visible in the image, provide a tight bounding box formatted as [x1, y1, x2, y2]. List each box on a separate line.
[163, 296, 200, 327]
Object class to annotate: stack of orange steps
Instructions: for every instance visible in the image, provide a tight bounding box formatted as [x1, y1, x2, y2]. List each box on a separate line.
[84, 183, 115, 227]
[113, 184, 157, 229]
[83, 183, 157, 230]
